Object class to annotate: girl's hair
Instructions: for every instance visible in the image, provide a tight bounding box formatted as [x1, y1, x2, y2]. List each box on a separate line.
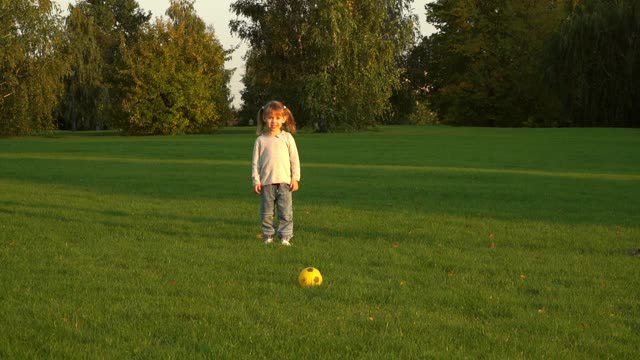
[256, 100, 297, 135]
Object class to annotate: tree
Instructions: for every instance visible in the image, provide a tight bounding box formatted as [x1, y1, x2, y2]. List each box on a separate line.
[398, 34, 438, 124]
[60, 4, 105, 131]
[424, 0, 566, 126]
[59, 0, 150, 131]
[119, 0, 232, 135]
[231, 0, 415, 132]
[0, 0, 67, 136]
[545, 0, 640, 127]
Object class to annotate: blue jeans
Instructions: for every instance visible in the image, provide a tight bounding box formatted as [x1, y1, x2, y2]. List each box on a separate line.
[260, 183, 293, 240]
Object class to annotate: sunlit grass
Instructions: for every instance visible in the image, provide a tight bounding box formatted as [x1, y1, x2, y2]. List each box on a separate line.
[1, 126, 639, 358]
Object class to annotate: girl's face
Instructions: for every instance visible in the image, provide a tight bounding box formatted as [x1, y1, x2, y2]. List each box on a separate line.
[265, 111, 285, 134]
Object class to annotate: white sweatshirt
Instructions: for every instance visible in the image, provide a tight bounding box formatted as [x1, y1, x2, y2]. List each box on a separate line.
[251, 131, 300, 186]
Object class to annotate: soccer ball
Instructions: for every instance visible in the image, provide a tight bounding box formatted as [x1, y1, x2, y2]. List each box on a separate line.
[298, 267, 323, 287]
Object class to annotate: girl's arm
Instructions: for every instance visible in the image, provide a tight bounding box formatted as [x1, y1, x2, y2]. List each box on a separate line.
[251, 138, 262, 193]
[288, 134, 300, 191]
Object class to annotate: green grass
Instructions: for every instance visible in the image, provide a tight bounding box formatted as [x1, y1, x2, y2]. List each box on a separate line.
[1, 126, 639, 358]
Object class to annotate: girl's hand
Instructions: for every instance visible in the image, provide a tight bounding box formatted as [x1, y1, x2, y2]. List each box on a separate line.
[253, 184, 262, 195]
[290, 180, 299, 192]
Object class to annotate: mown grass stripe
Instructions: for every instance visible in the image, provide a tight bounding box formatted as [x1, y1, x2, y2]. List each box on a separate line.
[2, 153, 639, 181]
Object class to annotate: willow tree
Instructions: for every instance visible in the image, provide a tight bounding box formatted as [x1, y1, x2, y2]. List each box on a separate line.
[231, 0, 415, 131]
[545, 0, 640, 127]
[60, 4, 104, 131]
[119, 0, 231, 135]
[424, 0, 566, 126]
[0, 0, 67, 136]
[59, 0, 150, 131]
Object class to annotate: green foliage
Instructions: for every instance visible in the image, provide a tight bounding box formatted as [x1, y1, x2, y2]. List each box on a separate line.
[423, 0, 566, 127]
[1, 127, 639, 357]
[545, 0, 640, 127]
[231, 0, 415, 132]
[58, 0, 151, 131]
[0, 0, 67, 136]
[389, 28, 435, 124]
[60, 4, 105, 131]
[119, 0, 231, 135]
[407, 101, 438, 125]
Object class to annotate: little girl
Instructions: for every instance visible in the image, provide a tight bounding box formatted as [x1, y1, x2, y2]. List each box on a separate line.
[251, 100, 300, 246]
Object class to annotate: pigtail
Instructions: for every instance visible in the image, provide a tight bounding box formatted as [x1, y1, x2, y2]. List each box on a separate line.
[283, 107, 297, 134]
[256, 107, 265, 135]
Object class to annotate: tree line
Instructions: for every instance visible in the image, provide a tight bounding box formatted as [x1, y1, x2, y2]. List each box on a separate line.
[1, 0, 230, 136]
[1, 0, 638, 136]
[412, 0, 639, 128]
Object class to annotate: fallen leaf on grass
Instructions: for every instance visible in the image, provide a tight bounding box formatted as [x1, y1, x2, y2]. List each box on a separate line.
[614, 226, 623, 236]
[488, 234, 496, 249]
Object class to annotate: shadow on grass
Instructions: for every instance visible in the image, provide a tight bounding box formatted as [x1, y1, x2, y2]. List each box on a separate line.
[3, 123, 640, 230]
[0, 199, 257, 242]
[1, 154, 638, 228]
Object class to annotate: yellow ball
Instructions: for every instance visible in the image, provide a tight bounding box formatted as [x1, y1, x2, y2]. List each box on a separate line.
[298, 267, 323, 287]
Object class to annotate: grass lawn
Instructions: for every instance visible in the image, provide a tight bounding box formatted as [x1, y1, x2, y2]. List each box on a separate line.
[1, 126, 639, 358]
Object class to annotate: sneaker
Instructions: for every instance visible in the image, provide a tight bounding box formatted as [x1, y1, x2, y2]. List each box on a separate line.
[281, 239, 292, 246]
[264, 236, 274, 244]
